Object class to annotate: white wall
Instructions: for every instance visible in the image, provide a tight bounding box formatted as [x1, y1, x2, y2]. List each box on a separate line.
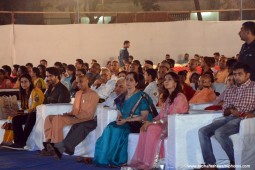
[0, 21, 245, 67]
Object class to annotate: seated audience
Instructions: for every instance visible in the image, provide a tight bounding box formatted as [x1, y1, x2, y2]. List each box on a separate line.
[25, 63, 33, 74]
[110, 60, 120, 80]
[129, 55, 134, 63]
[177, 53, 189, 65]
[11, 64, 20, 83]
[91, 68, 116, 100]
[106, 60, 112, 70]
[75, 59, 83, 70]
[144, 68, 158, 106]
[157, 61, 170, 80]
[165, 54, 170, 60]
[2, 74, 44, 149]
[213, 72, 235, 106]
[200, 57, 215, 75]
[214, 56, 229, 83]
[117, 71, 127, 78]
[189, 74, 216, 104]
[166, 59, 175, 69]
[64, 64, 76, 93]
[2, 65, 13, 82]
[43, 67, 70, 104]
[58, 67, 69, 91]
[82, 62, 89, 72]
[103, 77, 127, 108]
[40, 59, 48, 68]
[130, 60, 143, 75]
[13, 66, 29, 89]
[37, 64, 46, 80]
[190, 72, 200, 90]
[198, 62, 255, 169]
[156, 77, 165, 107]
[41, 75, 99, 158]
[124, 61, 131, 72]
[185, 59, 198, 84]
[194, 54, 200, 61]
[178, 71, 195, 101]
[0, 69, 11, 89]
[30, 67, 46, 91]
[86, 63, 101, 87]
[94, 72, 154, 167]
[54, 62, 63, 69]
[226, 58, 238, 73]
[130, 72, 189, 169]
[213, 52, 221, 66]
[71, 68, 87, 96]
[144, 60, 154, 69]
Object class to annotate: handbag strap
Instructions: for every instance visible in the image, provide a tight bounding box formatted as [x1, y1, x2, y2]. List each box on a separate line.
[129, 95, 143, 118]
[141, 92, 158, 118]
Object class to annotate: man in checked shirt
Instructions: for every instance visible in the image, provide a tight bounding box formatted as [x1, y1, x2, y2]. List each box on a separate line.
[197, 62, 255, 170]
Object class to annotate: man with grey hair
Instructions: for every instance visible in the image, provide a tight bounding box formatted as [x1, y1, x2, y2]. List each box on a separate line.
[103, 77, 127, 108]
[91, 68, 116, 100]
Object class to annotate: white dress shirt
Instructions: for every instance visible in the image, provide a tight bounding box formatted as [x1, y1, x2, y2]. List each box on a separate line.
[143, 81, 159, 106]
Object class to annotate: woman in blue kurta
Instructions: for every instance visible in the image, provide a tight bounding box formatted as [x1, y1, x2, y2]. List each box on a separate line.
[94, 72, 153, 167]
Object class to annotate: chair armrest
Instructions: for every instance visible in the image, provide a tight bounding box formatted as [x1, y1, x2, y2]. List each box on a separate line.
[189, 103, 213, 111]
[239, 117, 255, 136]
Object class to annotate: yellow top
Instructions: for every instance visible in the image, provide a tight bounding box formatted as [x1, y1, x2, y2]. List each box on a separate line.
[34, 78, 46, 90]
[27, 87, 45, 113]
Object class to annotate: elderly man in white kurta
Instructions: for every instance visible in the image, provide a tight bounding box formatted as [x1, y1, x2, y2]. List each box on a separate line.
[91, 68, 116, 100]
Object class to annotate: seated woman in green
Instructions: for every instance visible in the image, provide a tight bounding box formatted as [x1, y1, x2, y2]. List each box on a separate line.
[94, 72, 153, 167]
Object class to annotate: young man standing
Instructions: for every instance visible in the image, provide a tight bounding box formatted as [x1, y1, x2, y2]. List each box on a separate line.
[119, 40, 130, 68]
[238, 21, 255, 81]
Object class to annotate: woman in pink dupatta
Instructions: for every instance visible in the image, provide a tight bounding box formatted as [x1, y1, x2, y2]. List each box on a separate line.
[130, 72, 189, 169]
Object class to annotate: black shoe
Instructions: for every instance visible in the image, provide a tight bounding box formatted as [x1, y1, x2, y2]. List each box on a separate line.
[1, 143, 25, 150]
[46, 143, 62, 160]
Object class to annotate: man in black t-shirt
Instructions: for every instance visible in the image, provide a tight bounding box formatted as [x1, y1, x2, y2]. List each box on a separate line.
[238, 21, 255, 81]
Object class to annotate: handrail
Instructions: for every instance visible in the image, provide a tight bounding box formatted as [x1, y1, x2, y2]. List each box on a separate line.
[0, 8, 255, 14]
[1, 8, 254, 24]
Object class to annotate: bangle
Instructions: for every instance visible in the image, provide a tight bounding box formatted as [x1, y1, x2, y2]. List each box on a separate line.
[153, 121, 157, 124]
[159, 119, 164, 124]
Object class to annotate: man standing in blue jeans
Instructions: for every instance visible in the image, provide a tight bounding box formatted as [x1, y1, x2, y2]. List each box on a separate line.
[198, 62, 255, 170]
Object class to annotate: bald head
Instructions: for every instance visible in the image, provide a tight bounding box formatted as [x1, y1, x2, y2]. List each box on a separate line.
[76, 75, 89, 90]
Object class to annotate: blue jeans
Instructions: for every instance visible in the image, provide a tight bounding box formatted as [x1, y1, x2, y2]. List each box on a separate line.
[198, 115, 241, 165]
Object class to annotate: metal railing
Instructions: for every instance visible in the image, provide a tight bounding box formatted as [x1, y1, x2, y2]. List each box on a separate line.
[0, 8, 255, 25]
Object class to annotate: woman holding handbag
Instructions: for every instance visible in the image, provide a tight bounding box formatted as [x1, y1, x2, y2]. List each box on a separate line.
[2, 74, 44, 149]
[130, 72, 189, 169]
[94, 72, 153, 167]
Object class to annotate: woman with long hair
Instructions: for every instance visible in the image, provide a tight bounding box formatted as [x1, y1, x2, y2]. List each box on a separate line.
[3, 74, 44, 149]
[94, 72, 153, 167]
[13, 66, 29, 89]
[30, 67, 46, 91]
[64, 64, 76, 94]
[130, 72, 189, 169]
[0, 69, 11, 89]
[37, 64, 46, 79]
